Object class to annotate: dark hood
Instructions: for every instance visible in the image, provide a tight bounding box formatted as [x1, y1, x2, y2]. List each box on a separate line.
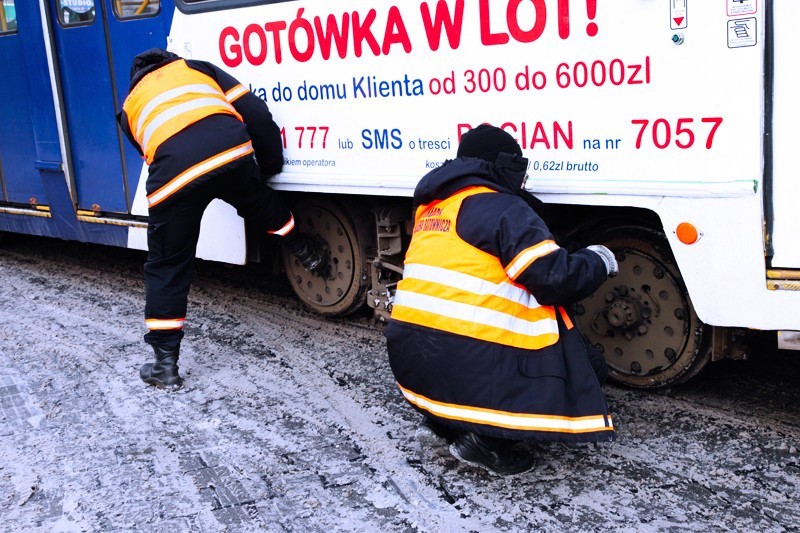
[414, 154, 528, 207]
[129, 48, 181, 89]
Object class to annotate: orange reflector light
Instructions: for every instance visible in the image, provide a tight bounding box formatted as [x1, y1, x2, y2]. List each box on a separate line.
[676, 222, 700, 244]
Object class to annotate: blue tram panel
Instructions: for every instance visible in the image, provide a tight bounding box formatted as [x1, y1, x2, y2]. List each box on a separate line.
[50, 0, 174, 215]
[0, 0, 174, 244]
[0, 0, 50, 207]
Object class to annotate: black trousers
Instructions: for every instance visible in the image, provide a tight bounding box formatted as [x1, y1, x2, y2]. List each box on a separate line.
[143, 158, 290, 349]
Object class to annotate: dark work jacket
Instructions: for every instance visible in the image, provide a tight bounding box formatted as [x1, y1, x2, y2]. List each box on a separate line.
[117, 50, 283, 211]
[385, 157, 615, 443]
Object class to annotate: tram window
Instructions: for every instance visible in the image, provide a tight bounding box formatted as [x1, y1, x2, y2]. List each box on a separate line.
[0, 0, 17, 35]
[176, 0, 295, 15]
[113, 0, 160, 20]
[57, 0, 96, 26]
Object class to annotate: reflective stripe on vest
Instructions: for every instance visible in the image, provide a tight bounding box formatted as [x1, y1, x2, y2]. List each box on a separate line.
[123, 60, 243, 164]
[391, 186, 560, 350]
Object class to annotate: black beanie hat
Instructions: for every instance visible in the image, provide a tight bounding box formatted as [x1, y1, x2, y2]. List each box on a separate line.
[457, 124, 523, 163]
[130, 48, 180, 81]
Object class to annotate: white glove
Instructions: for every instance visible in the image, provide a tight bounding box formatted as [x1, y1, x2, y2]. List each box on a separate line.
[587, 245, 619, 277]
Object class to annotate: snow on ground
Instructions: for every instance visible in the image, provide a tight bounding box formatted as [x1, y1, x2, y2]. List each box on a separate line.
[1, 235, 799, 532]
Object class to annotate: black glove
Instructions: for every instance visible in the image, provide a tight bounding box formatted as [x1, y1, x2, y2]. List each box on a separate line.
[260, 170, 277, 185]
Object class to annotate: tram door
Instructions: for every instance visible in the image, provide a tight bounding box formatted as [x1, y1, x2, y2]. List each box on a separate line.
[0, 0, 52, 206]
[47, 0, 173, 214]
[771, 1, 800, 269]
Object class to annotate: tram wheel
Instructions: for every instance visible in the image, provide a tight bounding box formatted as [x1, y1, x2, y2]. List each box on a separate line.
[282, 197, 371, 317]
[571, 224, 710, 389]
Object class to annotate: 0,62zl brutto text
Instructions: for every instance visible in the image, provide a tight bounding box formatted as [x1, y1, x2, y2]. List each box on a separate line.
[532, 160, 599, 172]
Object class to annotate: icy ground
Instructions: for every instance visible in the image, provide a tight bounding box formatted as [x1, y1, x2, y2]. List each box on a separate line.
[1, 235, 799, 532]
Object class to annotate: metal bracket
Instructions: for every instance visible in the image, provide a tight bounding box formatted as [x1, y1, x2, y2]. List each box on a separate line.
[366, 205, 409, 322]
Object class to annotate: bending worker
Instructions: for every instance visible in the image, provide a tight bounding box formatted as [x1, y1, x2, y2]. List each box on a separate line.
[118, 48, 321, 391]
[386, 125, 618, 476]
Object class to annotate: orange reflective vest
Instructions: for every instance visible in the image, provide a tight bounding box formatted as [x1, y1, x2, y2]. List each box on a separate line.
[391, 186, 561, 350]
[122, 60, 244, 165]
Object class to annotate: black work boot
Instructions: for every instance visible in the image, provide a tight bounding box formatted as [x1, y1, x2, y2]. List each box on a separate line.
[282, 232, 325, 271]
[139, 345, 183, 391]
[449, 432, 535, 476]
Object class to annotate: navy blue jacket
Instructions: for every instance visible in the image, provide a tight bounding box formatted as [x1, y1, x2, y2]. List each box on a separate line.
[386, 157, 615, 443]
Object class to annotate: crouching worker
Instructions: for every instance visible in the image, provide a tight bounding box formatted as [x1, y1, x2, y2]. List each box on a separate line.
[385, 125, 617, 476]
[117, 49, 323, 391]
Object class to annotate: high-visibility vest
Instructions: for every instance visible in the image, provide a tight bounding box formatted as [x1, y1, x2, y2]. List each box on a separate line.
[123, 60, 244, 164]
[391, 186, 561, 350]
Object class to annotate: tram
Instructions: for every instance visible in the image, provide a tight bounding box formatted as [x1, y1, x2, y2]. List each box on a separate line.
[1, 0, 799, 388]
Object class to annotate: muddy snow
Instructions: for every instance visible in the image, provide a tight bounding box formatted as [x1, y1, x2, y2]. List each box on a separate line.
[1, 234, 799, 532]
